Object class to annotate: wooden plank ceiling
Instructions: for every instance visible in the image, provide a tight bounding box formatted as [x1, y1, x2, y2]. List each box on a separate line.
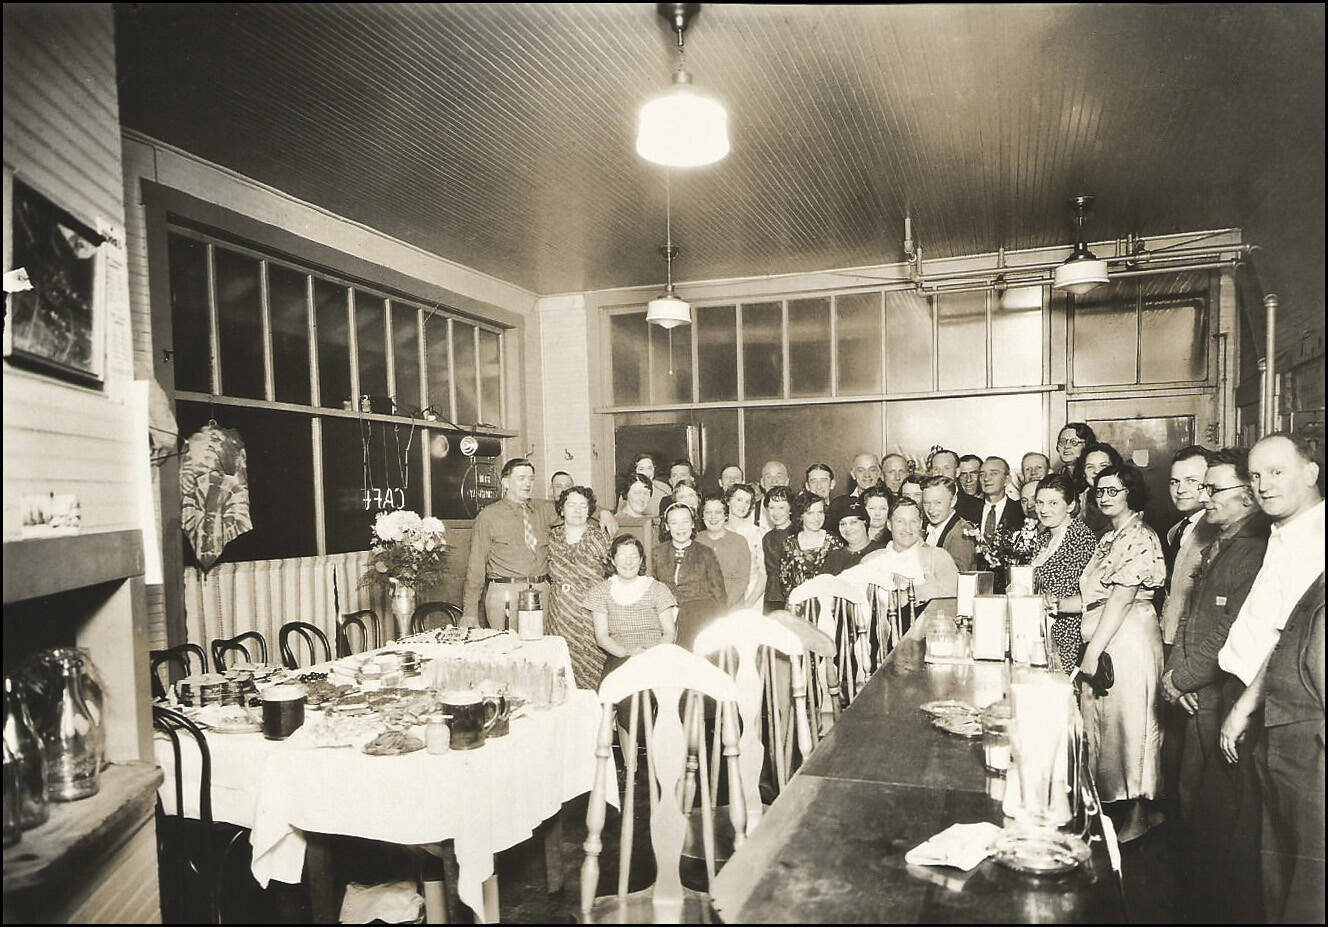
[114, 3, 1323, 296]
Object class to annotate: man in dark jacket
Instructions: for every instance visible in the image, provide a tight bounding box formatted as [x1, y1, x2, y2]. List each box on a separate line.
[1162, 447, 1268, 921]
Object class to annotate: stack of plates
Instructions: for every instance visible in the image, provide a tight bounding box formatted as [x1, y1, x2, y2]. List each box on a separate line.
[177, 672, 228, 707]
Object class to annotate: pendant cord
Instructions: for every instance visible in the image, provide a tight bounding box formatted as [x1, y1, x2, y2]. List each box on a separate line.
[665, 170, 674, 292]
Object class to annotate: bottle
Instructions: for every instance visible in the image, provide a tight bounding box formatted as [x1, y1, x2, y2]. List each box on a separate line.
[3, 740, 21, 847]
[44, 652, 102, 801]
[517, 588, 544, 641]
[2, 674, 49, 828]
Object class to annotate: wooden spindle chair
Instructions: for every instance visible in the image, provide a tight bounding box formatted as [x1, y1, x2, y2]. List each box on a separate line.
[678, 610, 806, 863]
[337, 609, 380, 656]
[581, 644, 742, 923]
[837, 560, 900, 671]
[150, 643, 210, 699]
[766, 610, 839, 772]
[786, 573, 870, 705]
[210, 631, 270, 671]
[277, 621, 332, 669]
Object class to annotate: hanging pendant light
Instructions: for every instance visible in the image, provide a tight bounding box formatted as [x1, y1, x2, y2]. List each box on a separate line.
[636, 3, 730, 168]
[646, 173, 691, 330]
[1053, 194, 1110, 296]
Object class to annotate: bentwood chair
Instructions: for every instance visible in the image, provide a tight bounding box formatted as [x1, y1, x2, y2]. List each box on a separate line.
[150, 643, 210, 699]
[679, 610, 806, 863]
[410, 601, 462, 635]
[210, 631, 270, 670]
[786, 573, 870, 706]
[581, 644, 743, 923]
[154, 705, 250, 924]
[337, 609, 381, 656]
[278, 621, 333, 669]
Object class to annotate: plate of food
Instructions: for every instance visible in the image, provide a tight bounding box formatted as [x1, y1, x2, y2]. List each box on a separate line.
[931, 714, 983, 738]
[200, 704, 262, 734]
[919, 699, 980, 719]
[362, 729, 425, 756]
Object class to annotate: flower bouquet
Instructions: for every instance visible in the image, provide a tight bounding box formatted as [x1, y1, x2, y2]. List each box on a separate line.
[964, 517, 1042, 569]
[359, 510, 448, 594]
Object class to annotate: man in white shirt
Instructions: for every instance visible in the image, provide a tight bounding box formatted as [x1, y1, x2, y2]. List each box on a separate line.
[1218, 433, 1325, 690]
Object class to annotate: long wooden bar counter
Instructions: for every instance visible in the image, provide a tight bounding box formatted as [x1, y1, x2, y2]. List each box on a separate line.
[710, 598, 1124, 924]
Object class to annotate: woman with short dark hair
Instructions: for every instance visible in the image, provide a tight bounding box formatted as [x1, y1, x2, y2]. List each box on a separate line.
[651, 502, 726, 650]
[779, 490, 844, 595]
[1030, 473, 1098, 673]
[547, 485, 610, 689]
[1052, 463, 1166, 842]
[1074, 442, 1125, 536]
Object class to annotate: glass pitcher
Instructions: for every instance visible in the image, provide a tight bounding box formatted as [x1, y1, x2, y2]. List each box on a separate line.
[2, 674, 49, 828]
[43, 651, 103, 801]
[24, 647, 106, 768]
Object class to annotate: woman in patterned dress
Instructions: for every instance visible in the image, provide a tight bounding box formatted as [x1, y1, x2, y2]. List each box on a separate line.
[1052, 465, 1167, 842]
[779, 491, 844, 596]
[546, 485, 611, 689]
[589, 534, 678, 681]
[1030, 473, 1098, 673]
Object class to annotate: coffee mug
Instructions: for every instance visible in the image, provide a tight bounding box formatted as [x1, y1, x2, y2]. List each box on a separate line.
[439, 689, 499, 750]
[478, 683, 511, 737]
[261, 684, 306, 740]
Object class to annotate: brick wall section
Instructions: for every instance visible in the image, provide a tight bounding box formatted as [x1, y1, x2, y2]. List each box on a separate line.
[536, 294, 598, 495]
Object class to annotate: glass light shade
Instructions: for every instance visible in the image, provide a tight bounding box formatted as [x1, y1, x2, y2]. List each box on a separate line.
[646, 294, 692, 329]
[1053, 258, 1109, 296]
[637, 86, 730, 168]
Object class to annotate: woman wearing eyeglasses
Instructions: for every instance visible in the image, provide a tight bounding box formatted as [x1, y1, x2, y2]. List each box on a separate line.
[1054, 422, 1097, 473]
[1074, 442, 1125, 537]
[1051, 464, 1166, 842]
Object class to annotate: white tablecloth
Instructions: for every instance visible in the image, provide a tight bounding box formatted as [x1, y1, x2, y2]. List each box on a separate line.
[157, 635, 611, 918]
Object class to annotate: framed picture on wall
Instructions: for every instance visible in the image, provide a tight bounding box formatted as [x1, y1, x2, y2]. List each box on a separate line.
[4, 178, 106, 387]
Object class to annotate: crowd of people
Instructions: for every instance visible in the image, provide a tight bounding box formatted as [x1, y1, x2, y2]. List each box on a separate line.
[460, 424, 1324, 924]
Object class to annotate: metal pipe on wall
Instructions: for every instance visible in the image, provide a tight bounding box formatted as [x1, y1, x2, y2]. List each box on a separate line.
[918, 258, 1242, 298]
[909, 242, 1252, 287]
[1263, 294, 1278, 435]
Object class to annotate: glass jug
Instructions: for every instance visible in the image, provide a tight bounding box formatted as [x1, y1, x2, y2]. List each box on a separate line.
[24, 647, 106, 768]
[43, 652, 103, 801]
[2, 674, 49, 828]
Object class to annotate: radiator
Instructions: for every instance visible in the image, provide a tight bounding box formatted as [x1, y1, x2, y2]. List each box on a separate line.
[182, 551, 399, 663]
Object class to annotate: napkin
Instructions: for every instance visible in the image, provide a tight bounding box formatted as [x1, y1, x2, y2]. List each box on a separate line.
[904, 821, 1003, 871]
[338, 880, 423, 924]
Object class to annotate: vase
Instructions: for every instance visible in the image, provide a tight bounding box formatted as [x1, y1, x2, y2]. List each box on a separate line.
[391, 582, 417, 638]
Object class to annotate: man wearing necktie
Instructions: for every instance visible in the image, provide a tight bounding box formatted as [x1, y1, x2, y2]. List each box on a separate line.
[462, 458, 553, 629]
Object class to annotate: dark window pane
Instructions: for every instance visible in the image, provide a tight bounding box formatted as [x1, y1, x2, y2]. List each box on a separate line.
[1072, 279, 1137, 386]
[885, 290, 933, 392]
[392, 302, 422, 415]
[423, 311, 451, 420]
[214, 248, 264, 399]
[741, 302, 783, 399]
[612, 409, 738, 498]
[788, 297, 831, 397]
[176, 401, 315, 563]
[268, 264, 310, 404]
[696, 305, 737, 401]
[168, 234, 211, 393]
[936, 291, 987, 391]
[479, 328, 503, 425]
[355, 292, 389, 405]
[322, 416, 424, 555]
[611, 312, 648, 405]
[835, 291, 883, 395]
[991, 287, 1043, 388]
[649, 321, 692, 404]
[1140, 272, 1208, 383]
[315, 280, 351, 408]
[744, 404, 883, 493]
[453, 320, 478, 424]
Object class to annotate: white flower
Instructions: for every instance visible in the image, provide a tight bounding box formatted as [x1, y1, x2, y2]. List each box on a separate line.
[374, 510, 405, 542]
[420, 516, 445, 536]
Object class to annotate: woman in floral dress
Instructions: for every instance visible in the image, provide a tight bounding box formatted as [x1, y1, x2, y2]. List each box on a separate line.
[779, 491, 844, 596]
[546, 485, 610, 689]
[1029, 473, 1098, 673]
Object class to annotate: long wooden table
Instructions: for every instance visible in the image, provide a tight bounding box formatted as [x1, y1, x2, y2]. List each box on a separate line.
[710, 598, 1124, 924]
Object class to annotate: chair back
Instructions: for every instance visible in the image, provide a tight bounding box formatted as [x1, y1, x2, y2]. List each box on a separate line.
[768, 610, 840, 760]
[149, 643, 210, 699]
[409, 601, 462, 635]
[337, 609, 380, 656]
[278, 621, 332, 669]
[787, 573, 871, 703]
[692, 610, 804, 831]
[210, 630, 270, 670]
[581, 645, 741, 922]
[837, 561, 900, 674]
[153, 704, 217, 921]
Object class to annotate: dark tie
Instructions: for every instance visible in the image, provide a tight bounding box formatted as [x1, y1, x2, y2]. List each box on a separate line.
[983, 504, 997, 539]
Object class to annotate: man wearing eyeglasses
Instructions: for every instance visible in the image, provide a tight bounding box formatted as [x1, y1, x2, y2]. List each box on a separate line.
[1160, 448, 1269, 921]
